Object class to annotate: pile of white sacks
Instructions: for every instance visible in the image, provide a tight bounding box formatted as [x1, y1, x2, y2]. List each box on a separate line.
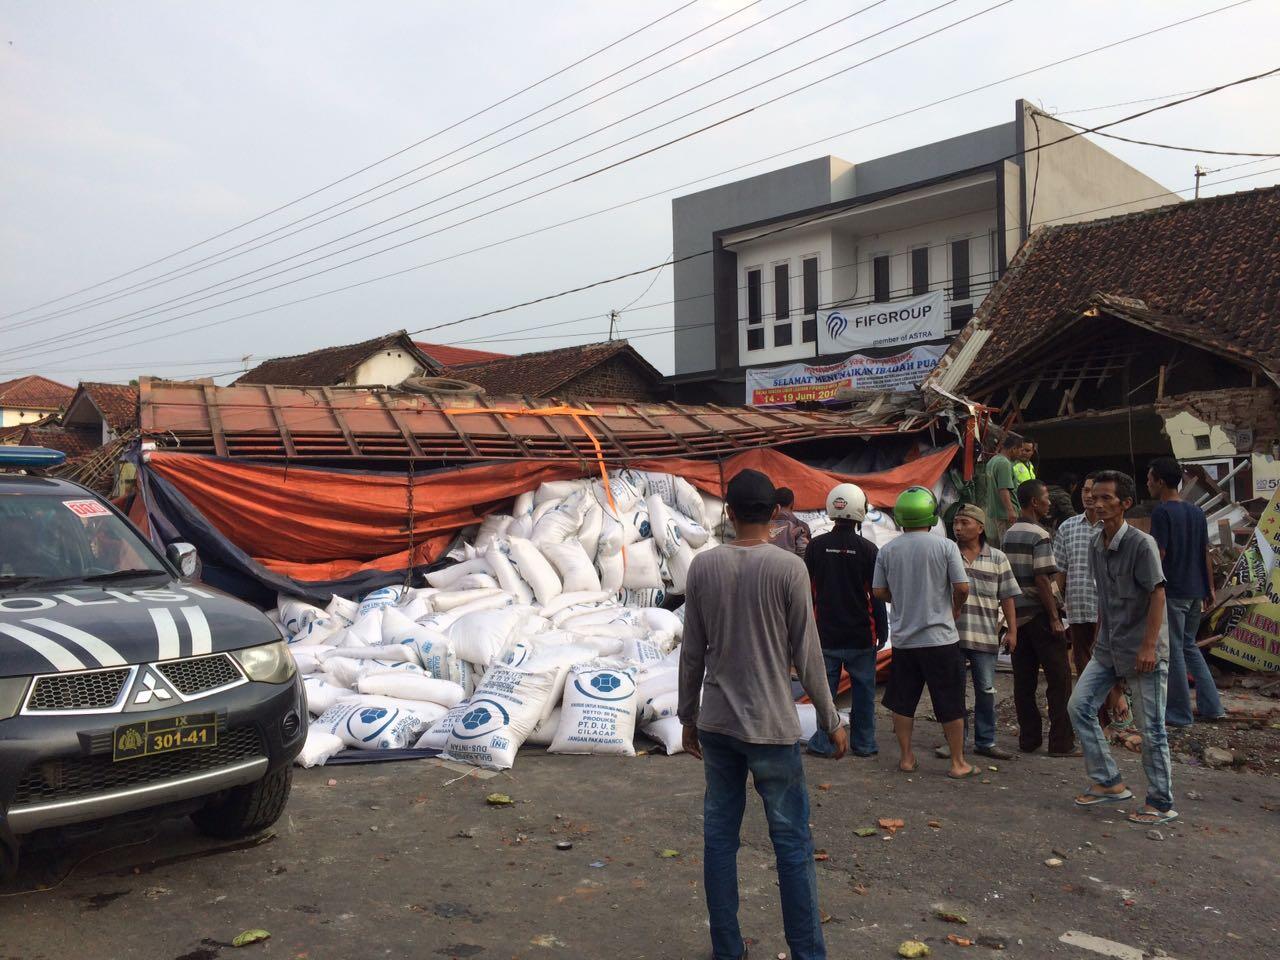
[273, 470, 830, 770]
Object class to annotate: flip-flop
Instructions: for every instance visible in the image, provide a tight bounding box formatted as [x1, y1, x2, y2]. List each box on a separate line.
[1074, 788, 1134, 806]
[1127, 808, 1178, 825]
[946, 766, 979, 780]
[898, 761, 919, 773]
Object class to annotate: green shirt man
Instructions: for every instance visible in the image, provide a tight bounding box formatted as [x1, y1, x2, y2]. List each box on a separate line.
[985, 433, 1023, 543]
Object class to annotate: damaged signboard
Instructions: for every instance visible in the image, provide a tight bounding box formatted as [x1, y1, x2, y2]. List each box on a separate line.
[1211, 487, 1280, 672]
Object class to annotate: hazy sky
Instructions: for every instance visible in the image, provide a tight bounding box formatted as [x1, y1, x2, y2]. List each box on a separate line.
[2, 0, 1277, 384]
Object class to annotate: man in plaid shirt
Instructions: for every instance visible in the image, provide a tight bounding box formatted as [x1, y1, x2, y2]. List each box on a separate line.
[1054, 473, 1103, 678]
[937, 504, 1021, 761]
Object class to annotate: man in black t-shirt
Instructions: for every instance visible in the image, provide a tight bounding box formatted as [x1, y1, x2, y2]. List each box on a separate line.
[805, 483, 889, 758]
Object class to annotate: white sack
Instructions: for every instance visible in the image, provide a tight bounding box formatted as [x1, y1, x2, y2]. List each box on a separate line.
[304, 676, 349, 716]
[645, 496, 683, 560]
[326, 594, 359, 627]
[549, 662, 639, 756]
[507, 513, 534, 540]
[525, 707, 562, 747]
[335, 609, 384, 649]
[640, 607, 683, 638]
[540, 590, 612, 620]
[357, 585, 405, 620]
[487, 542, 535, 605]
[596, 549, 624, 595]
[414, 699, 471, 751]
[665, 541, 697, 594]
[530, 496, 562, 527]
[442, 665, 558, 769]
[795, 702, 819, 742]
[620, 586, 667, 608]
[296, 729, 346, 767]
[577, 503, 604, 559]
[593, 474, 643, 513]
[354, 660, 424, 683]
[674, 477, 707, 527]
[474, 514, 514, 553]
[535, 479, 589, 504]
[311, 699, 436, 750]
[620, 508, 651, 545]
[637, 664, 679, 705]
[450, 608, 524, 666]
[397, 592, 434, 623]
[451, 573, 500, 590]
[568, 635, 625, 658]
[291, 649, 325, 676]
[640, 688, 679, 723]
[532, 498, 585, 546]
[540, 540, 602, 593]
[325, 643, 419, 664]
[426, 557, 495, 589]
[277, 596, 329, 637]
[513, 490, 535, 517]
[621, 635, 670, 667]
[622, 539, 664, 590]
[433, 588, 507, 613]
[320, 656, 366, 688]
[671, 512, 710, 549]
[507, 536, 562, 606]
[642, 716, 685, 755]
[596, 511, 626, 558]
[357, 673, 466, 708]
[291, 617, 342, 647]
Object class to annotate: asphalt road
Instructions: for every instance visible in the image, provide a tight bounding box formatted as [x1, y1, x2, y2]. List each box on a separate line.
[3, 713, 1278, 960]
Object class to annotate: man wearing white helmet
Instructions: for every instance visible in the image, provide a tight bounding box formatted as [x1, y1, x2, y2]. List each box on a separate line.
[803, 482, 889, 758]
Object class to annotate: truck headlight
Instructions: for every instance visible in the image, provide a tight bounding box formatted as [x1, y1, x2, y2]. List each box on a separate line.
[232, 641, 296, 684]
[0, 677, 30, 719]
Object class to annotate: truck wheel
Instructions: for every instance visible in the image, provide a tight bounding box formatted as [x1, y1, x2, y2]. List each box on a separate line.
[191, 766, 292, 840]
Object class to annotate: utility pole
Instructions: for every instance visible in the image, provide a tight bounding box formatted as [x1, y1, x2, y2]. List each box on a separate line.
[607, 310, 619, 341]
[1194, 164, 1208, 199]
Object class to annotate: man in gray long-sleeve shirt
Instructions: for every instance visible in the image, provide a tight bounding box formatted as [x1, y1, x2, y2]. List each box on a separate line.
[680, 469, 846, 960]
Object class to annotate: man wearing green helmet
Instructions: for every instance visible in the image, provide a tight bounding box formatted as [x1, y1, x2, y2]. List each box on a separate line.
[872, 486, 977, 778]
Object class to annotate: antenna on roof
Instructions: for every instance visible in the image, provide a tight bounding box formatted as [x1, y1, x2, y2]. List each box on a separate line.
[607, 310, 619, 341]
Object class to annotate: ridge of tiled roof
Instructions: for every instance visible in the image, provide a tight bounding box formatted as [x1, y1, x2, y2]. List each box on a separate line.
[233, 331, 439, 386]
[19, 425, 99, 461]
[0, 374, 74, 411]
[945, 184, 1280, 391]
[444, 340, 660, 397]
[414, 342, 508, 367]
[77, 382, 140, 433]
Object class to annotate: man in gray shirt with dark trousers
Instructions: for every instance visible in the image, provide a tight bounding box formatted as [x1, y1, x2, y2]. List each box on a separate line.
[680, 469, 846, 960]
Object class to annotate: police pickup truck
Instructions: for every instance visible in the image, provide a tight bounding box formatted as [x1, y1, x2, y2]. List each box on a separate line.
[0, 449, 305, 877]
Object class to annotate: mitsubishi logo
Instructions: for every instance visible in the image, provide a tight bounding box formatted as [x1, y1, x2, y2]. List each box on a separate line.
[134, 670, 173, 705]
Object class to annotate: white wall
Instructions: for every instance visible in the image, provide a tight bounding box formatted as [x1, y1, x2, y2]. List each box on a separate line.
[349, 350, 426, 386]
[0, 408, 52, 427]
[733, 209, 997, 368]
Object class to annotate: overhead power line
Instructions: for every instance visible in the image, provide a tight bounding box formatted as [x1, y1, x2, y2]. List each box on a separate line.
[0, 0, 706, 321]
[10, 0, 798, 327]
[0, 1, 1261, 373]
[0, 0, 1007, 361]
[1047, 116, 1279, 156]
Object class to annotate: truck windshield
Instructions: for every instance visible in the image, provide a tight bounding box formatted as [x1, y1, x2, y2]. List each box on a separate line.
[0, 494, 167, 588]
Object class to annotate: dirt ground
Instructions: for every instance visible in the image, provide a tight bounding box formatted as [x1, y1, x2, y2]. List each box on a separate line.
[3, 678, 1279, 960]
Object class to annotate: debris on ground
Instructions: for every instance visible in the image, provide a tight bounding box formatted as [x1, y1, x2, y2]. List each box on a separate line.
[854, 826, 879, 837]
[877, 817, 905, 834]
[935, 909, 968, 924]
[947, 934, 974, 947]
[231, 929, 271, 948]
[1044, 858, 1064, 868]
[486, 793, 515, 806]
[897, 940, 930, 958]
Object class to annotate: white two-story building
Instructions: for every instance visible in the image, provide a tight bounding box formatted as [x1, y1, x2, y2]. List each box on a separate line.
[668, 100, 1179, 404]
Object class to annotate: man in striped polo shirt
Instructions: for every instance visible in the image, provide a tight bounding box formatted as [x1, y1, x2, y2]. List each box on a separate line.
[937, 504, 1021, 761]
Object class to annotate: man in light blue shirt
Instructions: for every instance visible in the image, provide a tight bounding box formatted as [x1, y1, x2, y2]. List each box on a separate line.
[872, 486, 974, 779]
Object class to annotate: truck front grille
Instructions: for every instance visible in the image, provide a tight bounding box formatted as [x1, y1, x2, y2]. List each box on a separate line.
[26, 668, 131, 712]
[156, 654, 241, 695]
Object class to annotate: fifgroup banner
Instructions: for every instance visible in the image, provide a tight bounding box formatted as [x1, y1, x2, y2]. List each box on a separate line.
[1211, 487, 1280, 673]
[817, 289, 945, 352]
[745, 344, 945, 407]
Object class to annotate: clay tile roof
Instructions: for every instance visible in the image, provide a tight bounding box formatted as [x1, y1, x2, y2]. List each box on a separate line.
[445, 340, 660, 397]
[414, 342, 507, 367]
[233, 331, 439, 386]
[0, 375, 74, 411]
[946, 184, 1280, 391]
[19, 426, 99, 461]
[78, 382, 139, 433]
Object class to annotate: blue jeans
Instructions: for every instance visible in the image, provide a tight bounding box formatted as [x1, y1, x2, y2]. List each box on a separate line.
[807, 647, 878, 756]
[1068, 659, 1174, 812]
[1164, 597, 1225, 725]
[700, 730, 826, 960]
[964, 649, 998, 750]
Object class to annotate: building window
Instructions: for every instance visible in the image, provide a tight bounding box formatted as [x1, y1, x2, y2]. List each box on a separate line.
[747, 269, 762, 325]
[747, 328, 764, 351]
[774, 323, 793, 347]
[873, 255, 890, 302]
[949, 303, 974, 330]
[1194, 434, 1211, 451]
[801, 257, 818, 343]
[951, 238, 970, 300]
[911, 247, 929, 295]
[773, 263, 790, 321]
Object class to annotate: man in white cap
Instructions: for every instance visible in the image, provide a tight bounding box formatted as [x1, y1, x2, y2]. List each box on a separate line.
[804, 482, 888, 758]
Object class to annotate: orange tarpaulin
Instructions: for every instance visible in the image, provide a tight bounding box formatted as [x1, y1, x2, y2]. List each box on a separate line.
[144, 445, 956, 581]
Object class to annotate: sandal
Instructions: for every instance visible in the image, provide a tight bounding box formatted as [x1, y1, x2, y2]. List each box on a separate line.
[946, 765, 979, 780]
[1074, 788, 1133, 806]
[898, 760, 919, 773]
[1128, 808, 1178, 825]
